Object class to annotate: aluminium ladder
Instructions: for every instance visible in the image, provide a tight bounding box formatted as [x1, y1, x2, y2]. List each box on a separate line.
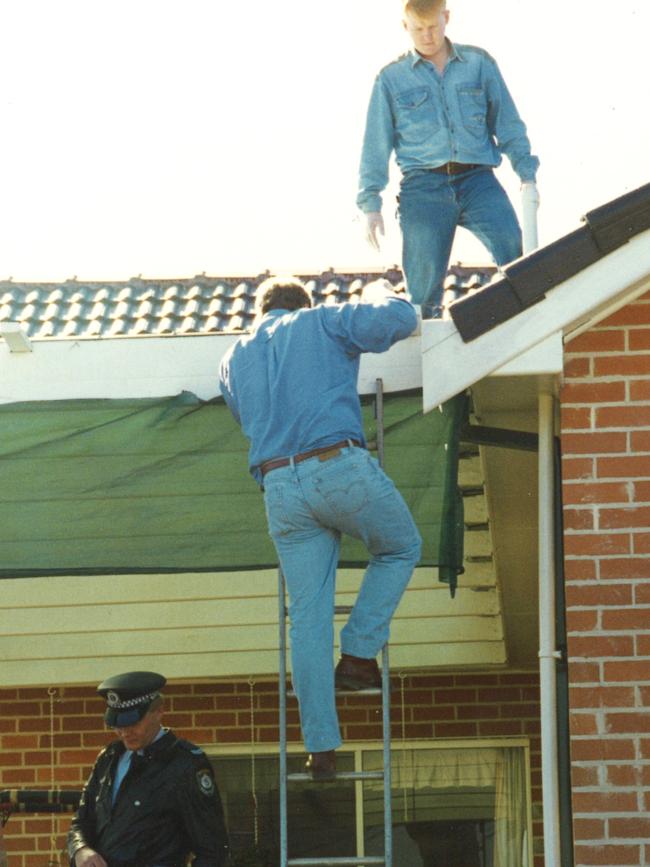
[278, 577, 392, 866]
[277, 378, 392, 867]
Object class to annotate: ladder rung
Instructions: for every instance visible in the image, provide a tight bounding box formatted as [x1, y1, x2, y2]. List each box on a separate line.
[335, 686, 382, 696]
[287, 770, 384, 782]
[287, 687, 381, 698]
[284, 604, 354, 618]
[288, 858, 385, 866]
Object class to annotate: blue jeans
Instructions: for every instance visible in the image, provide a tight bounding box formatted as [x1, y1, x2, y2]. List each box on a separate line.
[263, 445, 421, 752]
[398, 167, 522, 318]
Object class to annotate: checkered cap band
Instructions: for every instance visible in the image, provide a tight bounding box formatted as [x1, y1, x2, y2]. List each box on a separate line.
[106, 690, 158, 709]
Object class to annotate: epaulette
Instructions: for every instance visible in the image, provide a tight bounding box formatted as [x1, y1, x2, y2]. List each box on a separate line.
[175, 738, 206, 758]
[379, 51, 412, 75]
[454, 43, 497, 64]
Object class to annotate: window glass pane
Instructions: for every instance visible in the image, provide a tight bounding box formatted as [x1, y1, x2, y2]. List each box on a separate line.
[211, 753, 356, 864]
[363, 747, 528, 867]
[210, 745, 529, 866]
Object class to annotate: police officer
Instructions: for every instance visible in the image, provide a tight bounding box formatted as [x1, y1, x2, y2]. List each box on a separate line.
[67, 671, 230, 867]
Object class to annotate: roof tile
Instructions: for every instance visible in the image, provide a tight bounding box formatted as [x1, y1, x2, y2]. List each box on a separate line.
[0, 268, 495, 339]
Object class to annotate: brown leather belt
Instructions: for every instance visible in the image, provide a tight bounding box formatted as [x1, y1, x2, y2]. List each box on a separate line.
[431, 162, 482, 175]
[259, 439, 363, 478]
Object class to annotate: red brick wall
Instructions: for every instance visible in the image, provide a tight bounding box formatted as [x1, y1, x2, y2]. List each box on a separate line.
[562, 293, 650, 867]
[0, 671, 542, 866]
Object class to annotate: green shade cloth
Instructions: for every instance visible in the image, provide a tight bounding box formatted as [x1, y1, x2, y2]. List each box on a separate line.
[0, 391, 466, 593]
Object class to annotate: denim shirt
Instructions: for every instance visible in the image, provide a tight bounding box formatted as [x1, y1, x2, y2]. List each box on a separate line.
[219, 297, 417, 485]
[357, 42, 540, 213]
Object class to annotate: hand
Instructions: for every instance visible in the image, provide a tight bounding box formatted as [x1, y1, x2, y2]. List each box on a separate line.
[361, 278, 406, 304]
[364, 212, 384, 251]
[74, 847, 108, 867]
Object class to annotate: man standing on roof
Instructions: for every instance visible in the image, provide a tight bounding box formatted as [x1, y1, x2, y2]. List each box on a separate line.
[219, 275, 422, 780]
[357, 0, 539, 318]
[67, 671, 230, 867]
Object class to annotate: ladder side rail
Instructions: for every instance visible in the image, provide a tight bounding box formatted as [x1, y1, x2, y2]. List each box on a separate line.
[279, 567, 289, 867]
[375, 378, 384, 468]
[381, 641, 392, 867]
[377, 377, 393, 866]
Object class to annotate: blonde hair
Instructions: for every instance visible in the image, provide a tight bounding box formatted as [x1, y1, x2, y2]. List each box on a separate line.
[403, 0, 446, 16]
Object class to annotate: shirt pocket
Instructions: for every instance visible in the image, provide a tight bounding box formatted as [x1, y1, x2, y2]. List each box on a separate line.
[394, 86, 439, 143]
[457, 84, 488, 137]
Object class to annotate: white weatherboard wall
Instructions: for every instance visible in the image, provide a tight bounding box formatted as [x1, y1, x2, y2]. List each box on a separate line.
[1, 559, 504, 688]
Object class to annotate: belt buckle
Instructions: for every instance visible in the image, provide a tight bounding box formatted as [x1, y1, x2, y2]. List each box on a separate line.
[318, 447, 341, 463]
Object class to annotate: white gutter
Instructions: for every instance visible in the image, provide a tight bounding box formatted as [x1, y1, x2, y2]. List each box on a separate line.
[538, 387, 562, 867]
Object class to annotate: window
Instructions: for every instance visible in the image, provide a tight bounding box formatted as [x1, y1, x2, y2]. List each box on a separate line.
[210, 740, 532, 866]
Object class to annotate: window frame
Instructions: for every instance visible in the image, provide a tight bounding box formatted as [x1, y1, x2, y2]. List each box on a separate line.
[206, 736, 534, 865]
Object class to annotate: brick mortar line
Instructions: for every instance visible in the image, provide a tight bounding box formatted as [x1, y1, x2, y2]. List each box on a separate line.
[567, 629, 650, 635]
[565, 573, 650, 578]
[572, 761, 650, 766]
[570, 736, 649, 741]
[564, 508, 650, 513]
[563, 402, 650, 408]
[568, 657, 650, 664]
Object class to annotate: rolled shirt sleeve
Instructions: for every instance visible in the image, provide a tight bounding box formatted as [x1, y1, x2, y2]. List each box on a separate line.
[322, 295, 418, 356]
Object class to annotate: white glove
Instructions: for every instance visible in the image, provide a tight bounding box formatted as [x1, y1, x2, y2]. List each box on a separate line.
[361, 278, 406, 304]
[364, 212, 384, 251]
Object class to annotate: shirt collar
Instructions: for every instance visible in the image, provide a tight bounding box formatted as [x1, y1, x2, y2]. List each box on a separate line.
[131, 726, 167, 757]
[264, 308, 291, 318]
[253, 308, 292, 334]
[410, 39, 464, 68]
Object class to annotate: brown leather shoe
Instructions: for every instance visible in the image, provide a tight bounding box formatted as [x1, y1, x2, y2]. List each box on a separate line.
[335, 653, 381, 690]
[305, 750, 336, 780]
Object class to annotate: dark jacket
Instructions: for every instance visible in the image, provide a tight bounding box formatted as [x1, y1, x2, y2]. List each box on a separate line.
[67, 729, 229, 867]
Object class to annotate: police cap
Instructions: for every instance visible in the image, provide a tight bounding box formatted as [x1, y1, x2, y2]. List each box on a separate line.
[97, 671, 166, 728]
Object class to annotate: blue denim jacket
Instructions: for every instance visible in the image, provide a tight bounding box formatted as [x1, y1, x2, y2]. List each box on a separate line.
[357, 42, 540, 213]
[219, 297, 417, 484]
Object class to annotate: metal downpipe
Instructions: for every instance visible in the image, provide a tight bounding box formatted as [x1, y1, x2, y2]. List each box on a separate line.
[538, 389, 561, 867]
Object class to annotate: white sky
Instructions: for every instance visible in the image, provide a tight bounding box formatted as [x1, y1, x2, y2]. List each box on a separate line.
[1, 0, 648, 281]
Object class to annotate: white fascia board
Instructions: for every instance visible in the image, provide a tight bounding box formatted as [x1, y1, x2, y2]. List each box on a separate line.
[358, 332, 422, 393]
[0, 333, 236, 404]
[0, 330, 423, 405]
[493, 331, 563, 376]
[422, 229, 650, 412]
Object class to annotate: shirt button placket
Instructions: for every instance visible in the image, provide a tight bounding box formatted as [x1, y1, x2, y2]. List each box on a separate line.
[441, 77, 456, 161]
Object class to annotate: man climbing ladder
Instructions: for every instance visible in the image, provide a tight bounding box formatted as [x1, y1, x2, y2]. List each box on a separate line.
[219, 275, 421, 778]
